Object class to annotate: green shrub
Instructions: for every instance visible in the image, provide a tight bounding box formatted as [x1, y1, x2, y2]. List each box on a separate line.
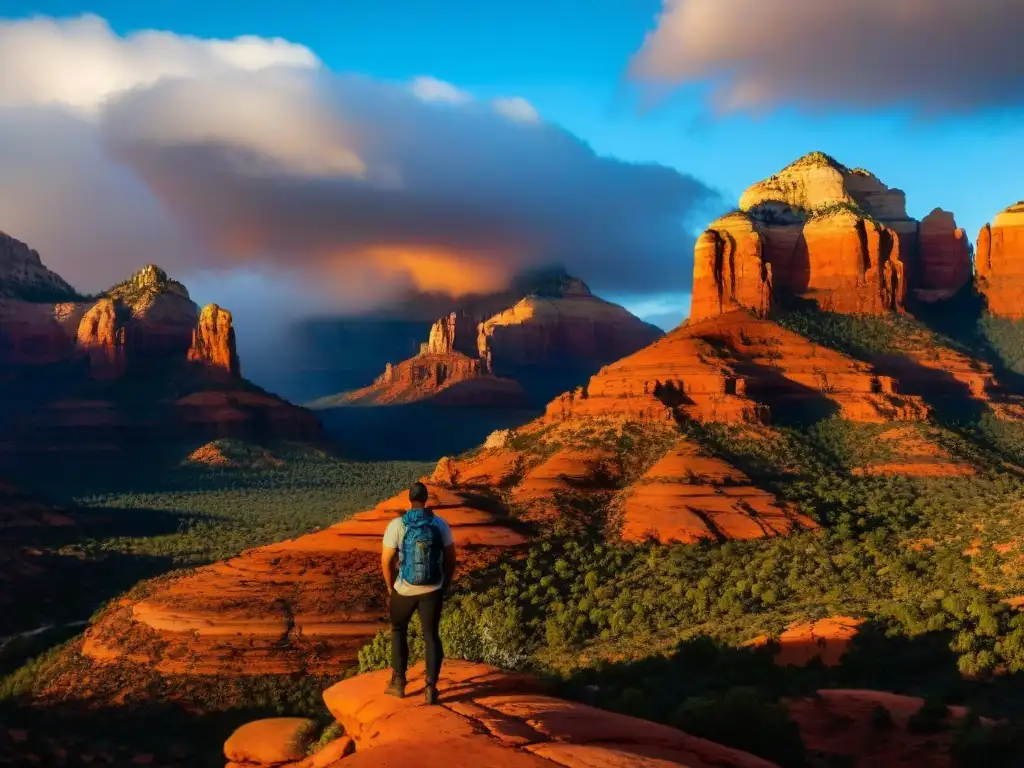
[672, 687, 807, 767]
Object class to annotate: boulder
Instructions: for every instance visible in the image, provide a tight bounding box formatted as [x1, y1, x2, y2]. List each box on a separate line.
[223, 718, 316, 765]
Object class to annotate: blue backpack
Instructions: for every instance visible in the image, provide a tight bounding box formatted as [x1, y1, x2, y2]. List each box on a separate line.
[399, 508, 444, 586]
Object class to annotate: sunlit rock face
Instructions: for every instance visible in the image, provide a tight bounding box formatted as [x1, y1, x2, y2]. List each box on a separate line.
[976, 203, 1024, 318]
[691, 152, 976, 318]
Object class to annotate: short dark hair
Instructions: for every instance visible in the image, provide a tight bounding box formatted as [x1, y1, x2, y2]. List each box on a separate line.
[409, 482, 429, 503]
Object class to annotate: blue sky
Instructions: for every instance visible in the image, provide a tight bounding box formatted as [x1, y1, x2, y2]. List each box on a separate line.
[2, 1, 1022, 330]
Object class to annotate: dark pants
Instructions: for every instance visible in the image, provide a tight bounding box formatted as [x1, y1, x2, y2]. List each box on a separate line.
[390, 587, 444, 684]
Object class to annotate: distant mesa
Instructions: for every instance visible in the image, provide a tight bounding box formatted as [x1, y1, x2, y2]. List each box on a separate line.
[312, 273, 662, 409]
[0, 233, 320, 452]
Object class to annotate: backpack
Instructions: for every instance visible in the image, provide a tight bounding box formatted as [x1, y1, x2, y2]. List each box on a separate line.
[399, 508, 444, 586]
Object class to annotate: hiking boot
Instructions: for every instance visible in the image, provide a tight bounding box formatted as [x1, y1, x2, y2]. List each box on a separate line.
[385, 674, 406, 698]
[424, 682, 439, 705]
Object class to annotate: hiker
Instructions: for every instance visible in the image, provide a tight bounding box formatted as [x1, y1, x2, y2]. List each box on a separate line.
[381, 481, 457, 704]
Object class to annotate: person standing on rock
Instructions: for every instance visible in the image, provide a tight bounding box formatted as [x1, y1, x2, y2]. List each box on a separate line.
[381, 481, 457, 704]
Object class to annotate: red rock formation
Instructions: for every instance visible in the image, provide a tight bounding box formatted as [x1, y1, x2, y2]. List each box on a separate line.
[798, 212, 905, 314]
[337, 352, 526, 407]
[747, 617, 863, 668]
[692, 153, 932, 319]
[423, 311, 478, 358]
[75, 299, 127, 379]
[223, 719, 318, 766]
[976, 203, 1024, 318]
[320, 661, 781, 768]
[187, 303, 240, 378]
[621, 439, 814, 544]
[0, 230, 78, 300]
[0, 300, 78, 365]
[691, 216, 772, 322]
[478, 283, 663, 371]
[915, 208, 971, 302]
[548, 311, 928, 427]
[82, 484, 527, 675]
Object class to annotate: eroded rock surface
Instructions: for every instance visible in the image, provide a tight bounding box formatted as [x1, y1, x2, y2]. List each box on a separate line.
[83, 484, 526, 675]
[976, 202, 1024, 318]
[338, 352, 526, 407]
[320, 661, 781, 768]
[620, 439, 813, 544]
[692, 153, 974, 318]
[547, 311, 928, 427]
[188, 304, 240, 378]
[319, 275, 661, 408]
[477, 280, 663, 372]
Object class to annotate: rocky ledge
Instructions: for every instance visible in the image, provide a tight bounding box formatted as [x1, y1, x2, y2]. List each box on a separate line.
[225, 661, 780, 768]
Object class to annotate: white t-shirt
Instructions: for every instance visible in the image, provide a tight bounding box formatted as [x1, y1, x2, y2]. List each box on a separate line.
[383, 513, 454, 597]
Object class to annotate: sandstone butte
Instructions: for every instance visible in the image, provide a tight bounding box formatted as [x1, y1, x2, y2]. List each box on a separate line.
[222, 661, 986, 768]
[976, 201, 1024, 318]
[0, 233, 319, 445]
[690, 152, 976, 321]
[324, 276, 662, 407]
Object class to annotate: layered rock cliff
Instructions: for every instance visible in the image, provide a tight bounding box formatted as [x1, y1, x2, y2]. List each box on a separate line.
[691, 152, 973, 320]
[0, 230, 79, 301]
[336, 352, 527, 407]
[75, 298, 127, 379]
[976, 202, 1024, 318]
[188, 303, 241, 378]
[477, 279, 662, 372]
[320, 275, 662, 408]
[0, 233, 319, 448]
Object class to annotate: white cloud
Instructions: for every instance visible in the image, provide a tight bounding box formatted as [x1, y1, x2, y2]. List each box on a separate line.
[0, 13, 721, 334]
[409, 75, 471, 105]
[493, 96, 540, 123]
[0, 14, 317, 116]
[631, 0, 1024, 114]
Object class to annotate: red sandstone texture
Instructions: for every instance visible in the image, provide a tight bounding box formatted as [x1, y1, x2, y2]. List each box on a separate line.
[748, 617, 863, 668]
[187, 303, 240, 378]
[315, 661, 780, 768]
[547, 311, 928, 427]
[691, 153, 973, 319]
[476, 280, 663, 371]
[916, 208, 971, 302]
[621, 439, 814, 544]
[851, 427, 975, 477]
[976, 203, 1024, 318]
[82, 483, 527, 675]
[75, 299, 127, 379]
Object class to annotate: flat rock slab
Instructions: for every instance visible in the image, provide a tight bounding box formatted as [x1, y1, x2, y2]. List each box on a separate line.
[322, 660, 780, 768]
